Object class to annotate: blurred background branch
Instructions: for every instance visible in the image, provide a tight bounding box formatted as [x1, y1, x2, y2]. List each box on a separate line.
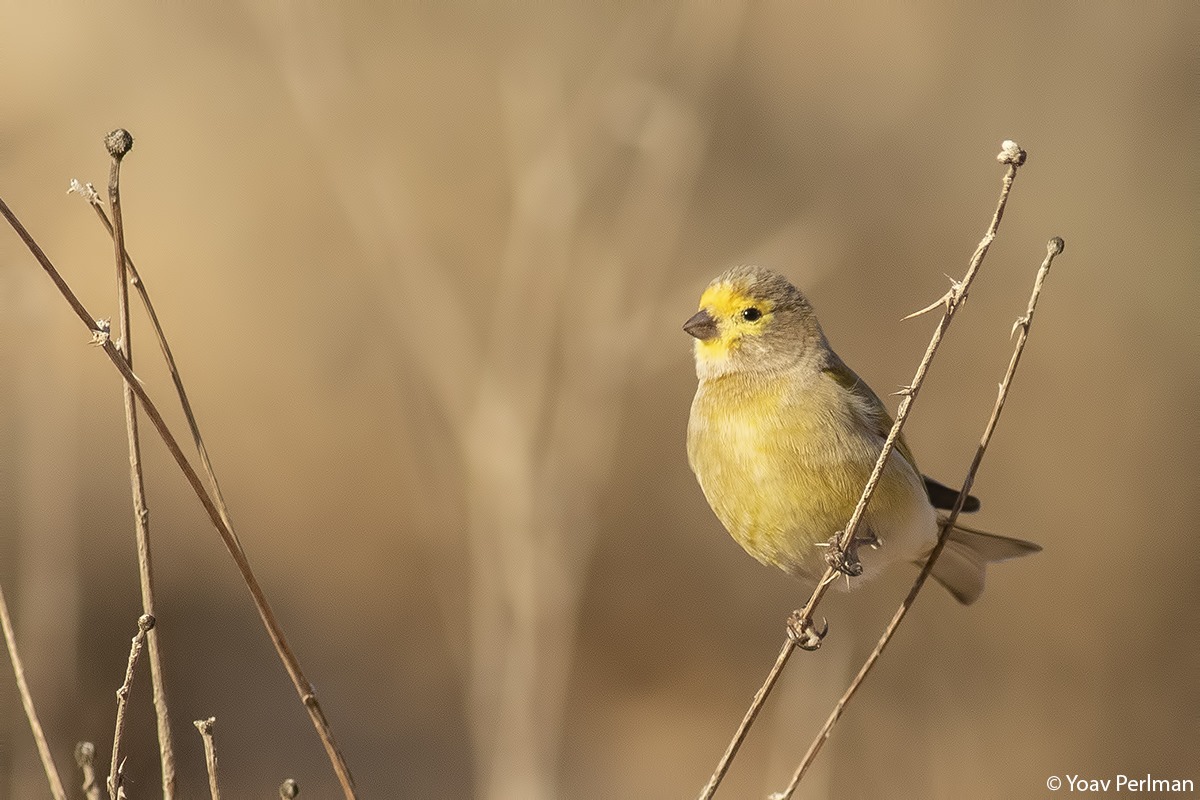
[254, 6, 746, 797]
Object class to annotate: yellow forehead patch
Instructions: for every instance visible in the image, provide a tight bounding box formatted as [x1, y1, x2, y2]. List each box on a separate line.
[701, 283, 753, 317]
[699, 281, 775, 320]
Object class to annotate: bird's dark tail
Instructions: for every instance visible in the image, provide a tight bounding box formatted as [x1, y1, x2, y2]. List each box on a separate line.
[923, 522, 1041, 605]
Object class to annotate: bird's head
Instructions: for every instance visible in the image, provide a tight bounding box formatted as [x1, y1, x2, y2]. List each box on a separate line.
[684, 265, 827, 379]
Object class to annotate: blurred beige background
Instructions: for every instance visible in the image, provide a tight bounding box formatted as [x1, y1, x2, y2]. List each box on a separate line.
[1, 4, 1196, 799]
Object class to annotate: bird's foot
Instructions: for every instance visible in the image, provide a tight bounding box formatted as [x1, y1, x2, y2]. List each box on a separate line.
[822, 530, 880, 577]
[823, 532, 863, 577]
[787, 610, 828, 651]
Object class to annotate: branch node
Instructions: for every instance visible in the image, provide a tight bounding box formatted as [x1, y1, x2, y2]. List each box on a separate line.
[948, 277, 967, 308]
[997, 139, 1026, 165]
[90, 319, 111, 346]
[1011, 314, 1030, 339]
[106, 757, 127, 799]
[104, 129, 134, 160]
[902, 292, 947, 321]
[195, 717, 221, 798]
[67, 179, 104, 206]
[902, 277, 963, 320]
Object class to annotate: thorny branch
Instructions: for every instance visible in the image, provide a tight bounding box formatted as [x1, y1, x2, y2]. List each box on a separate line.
[773, 236, 1063, 798]
[697, 140, 1030, 800]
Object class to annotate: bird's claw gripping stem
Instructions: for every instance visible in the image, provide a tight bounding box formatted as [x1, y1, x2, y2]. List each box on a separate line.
[787, 610, 828, 651]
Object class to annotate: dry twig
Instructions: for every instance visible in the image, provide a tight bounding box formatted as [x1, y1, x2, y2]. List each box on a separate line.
[773, 236, 1064, 798]
[103, 128, 178, 799]
[108, 613, 155, 799]
[68, 178, 241, 541]
[194, 717, 221, 800]
[0, 188, 357, 797]
[0, 580, 68, 800]
[697, 140, 1029, 800]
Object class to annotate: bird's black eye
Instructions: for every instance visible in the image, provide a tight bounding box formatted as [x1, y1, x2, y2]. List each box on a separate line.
[741, 307, 762, 322]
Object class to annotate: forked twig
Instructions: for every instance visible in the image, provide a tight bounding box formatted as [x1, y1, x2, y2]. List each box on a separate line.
[0, 581, 68, 800]
[697, 141, 1028, 800]
[194, 717, 222, 799]
[774, 236, 1063, 798]
[104, 128, 178, 799]
[108, 614, 155, 799]
[0, 190, 357, 795]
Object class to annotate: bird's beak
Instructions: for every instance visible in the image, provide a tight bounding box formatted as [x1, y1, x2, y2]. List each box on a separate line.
[683, 308, 718, 341]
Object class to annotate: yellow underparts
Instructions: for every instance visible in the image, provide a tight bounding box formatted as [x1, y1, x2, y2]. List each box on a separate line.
[688, 370, 921, 578]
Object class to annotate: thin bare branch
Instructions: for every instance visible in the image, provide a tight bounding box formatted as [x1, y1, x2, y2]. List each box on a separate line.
[776, 236, 1063, 797]
[697, 140, 1028, 800]
[0, 195, 357, 797]
[72, 178, 241, 542]
[796, 139, 1027, 637]
[194, 718, 221, 800]
[0, 581, 68, 800]
[108, 613, 155, 799]
[694, 638, 795, 800]
[104, 128, 178, 800]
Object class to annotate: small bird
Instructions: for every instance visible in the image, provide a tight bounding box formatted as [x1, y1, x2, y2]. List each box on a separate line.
[685, 265, 1039, 604]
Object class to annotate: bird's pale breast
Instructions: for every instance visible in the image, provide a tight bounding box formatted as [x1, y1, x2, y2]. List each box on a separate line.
[687, 369, 930, 581]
